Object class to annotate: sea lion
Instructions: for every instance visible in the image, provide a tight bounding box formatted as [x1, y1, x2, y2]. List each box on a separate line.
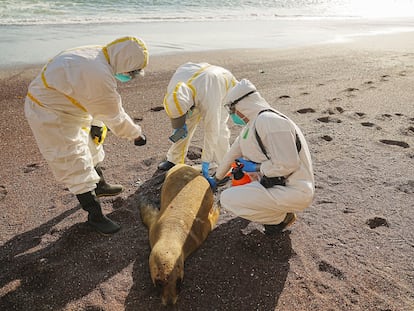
[140, 164, 220, 305]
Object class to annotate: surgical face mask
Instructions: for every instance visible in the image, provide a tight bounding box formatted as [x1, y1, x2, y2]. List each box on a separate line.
[115, 73, 132, 83]
[230, 113, 246, 126]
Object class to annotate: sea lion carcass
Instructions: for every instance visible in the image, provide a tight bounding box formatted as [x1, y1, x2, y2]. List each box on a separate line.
[140, 164, 220, 305]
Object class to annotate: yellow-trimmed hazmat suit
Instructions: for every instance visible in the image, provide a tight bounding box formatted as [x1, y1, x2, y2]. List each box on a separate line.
[215, 79, 315, 234]
[159, 62, 237, 178]
[24, 36, 149, 234]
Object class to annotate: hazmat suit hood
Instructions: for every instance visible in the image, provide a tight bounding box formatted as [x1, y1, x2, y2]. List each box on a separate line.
[225, 79, 271, 121]
[104, 36, 149, 74]
[163, 82, 195, 129]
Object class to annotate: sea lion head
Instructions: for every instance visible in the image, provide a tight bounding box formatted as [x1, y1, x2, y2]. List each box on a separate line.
[149, 246, 185, 305]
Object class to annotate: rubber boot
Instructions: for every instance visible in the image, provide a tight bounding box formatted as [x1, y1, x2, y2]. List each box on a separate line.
[76, 191, 121, 234]
[94, 165, 124, 197]
[157, 160, 175, 171]
[264, 213, 297, 235]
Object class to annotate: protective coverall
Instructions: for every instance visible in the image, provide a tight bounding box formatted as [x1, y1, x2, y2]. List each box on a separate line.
[25, 36, 148, 194]
[215, 80, 315, 226]
[162, 62, 237, 166]
[24, 36, 148, 234]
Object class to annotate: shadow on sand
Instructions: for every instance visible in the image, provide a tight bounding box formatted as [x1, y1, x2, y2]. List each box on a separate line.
[0, 169, 292, 311]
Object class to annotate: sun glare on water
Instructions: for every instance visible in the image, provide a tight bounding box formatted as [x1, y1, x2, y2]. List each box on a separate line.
[340, 0, 414, 18]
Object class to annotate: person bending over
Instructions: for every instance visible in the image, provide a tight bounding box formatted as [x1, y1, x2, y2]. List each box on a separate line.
[158, 62, 238, 188]
[25, 36, 148, 234]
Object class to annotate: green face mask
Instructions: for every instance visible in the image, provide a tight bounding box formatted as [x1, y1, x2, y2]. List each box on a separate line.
[230, 113, 246, 126]
[114, 73, 132, 83]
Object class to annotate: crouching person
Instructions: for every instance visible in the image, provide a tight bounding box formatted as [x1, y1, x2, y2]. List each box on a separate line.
[214, 79, 315, 235]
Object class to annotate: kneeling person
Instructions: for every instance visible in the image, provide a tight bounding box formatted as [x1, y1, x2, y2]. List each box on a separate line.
[215, 79, 315, 235]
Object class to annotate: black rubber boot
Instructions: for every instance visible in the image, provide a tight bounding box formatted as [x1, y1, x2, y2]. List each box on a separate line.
[76, 191, 121, 234]
[94, 165, 124, 197]
[264, 213, 297, 235]
[157, 160, 175, 171]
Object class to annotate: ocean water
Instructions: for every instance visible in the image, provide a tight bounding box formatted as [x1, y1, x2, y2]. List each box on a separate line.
[1, 0, 414, 66]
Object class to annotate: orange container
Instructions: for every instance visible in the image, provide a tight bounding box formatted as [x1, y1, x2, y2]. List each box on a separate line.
[229, 161, 251, 186]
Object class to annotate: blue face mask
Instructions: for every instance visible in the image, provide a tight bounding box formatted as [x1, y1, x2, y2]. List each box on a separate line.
[114, 73, 132, 83]
[230, 113, 246, 126]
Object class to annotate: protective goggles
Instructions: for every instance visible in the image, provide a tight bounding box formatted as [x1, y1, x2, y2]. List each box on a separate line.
[224, 90, 256, 114]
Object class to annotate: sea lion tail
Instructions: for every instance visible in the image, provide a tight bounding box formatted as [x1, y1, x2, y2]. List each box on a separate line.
[137, 195, 159, 228]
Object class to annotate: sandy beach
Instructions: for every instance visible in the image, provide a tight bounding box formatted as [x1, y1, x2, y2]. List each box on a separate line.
[0, 32, 413, 310]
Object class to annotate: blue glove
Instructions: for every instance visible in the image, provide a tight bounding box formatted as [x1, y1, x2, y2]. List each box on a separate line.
[169, 124, 188, 143]
[202, 162, 216, 190]
[236, 158, 258, 172]
[205, 176, 217, 190]
[201, 161, 210, 178]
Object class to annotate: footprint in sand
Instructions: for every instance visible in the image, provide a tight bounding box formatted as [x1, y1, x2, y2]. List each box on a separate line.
[317, 116, 342, 123]
[318, 260, 345, 280]
[323, 107, 344, 115]
[296, 108, 315, 114]
[361, 122, 375, 127]
[402, 126, 414, 136]
[363, 80, 376, 89]
[23, 163, 42, 173]
[150, 106, 164, 112]
[328, 97, 342, 104]
[343, 87, 359, 98]
[361, 122, 381, 130]
[366, 217, 389, 229]
[380, 74, 390, 81]
[354, 112, 366, 118]
[279, 95, 290, 99]
[396, 180, 414, 194]
[321, 135, 333, 142]
[344, 87, 359, 92]
[0, 185, 7, 201]
[379, 139, 410, 148]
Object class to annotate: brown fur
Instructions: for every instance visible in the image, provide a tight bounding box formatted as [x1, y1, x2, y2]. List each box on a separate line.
[140, 164, 220, 305]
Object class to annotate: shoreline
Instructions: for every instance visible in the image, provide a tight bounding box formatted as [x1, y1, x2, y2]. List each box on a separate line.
[1, 30, 414, 72]
[1, 17, 414, 68]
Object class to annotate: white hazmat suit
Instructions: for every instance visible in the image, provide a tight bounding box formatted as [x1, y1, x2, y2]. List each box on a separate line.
[25, 36, 148, 195]
[162, 62, 237, 165]
[216, 80, 315, 225]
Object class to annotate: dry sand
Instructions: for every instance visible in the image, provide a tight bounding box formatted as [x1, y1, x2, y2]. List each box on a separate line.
[0, 32, 413, 311]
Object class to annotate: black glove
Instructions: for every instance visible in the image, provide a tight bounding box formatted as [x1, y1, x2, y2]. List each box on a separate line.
[134, 134, 147, 146]
[90, 125, 106, 145]
[260, 175, 286, 188]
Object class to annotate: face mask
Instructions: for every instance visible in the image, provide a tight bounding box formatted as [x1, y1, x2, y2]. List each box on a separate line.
[230, 113, 246, 126]
[114, 73, 132, 83]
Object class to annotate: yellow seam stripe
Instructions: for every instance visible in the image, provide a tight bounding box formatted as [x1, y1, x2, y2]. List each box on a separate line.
[187, 64, 211, 85]
[165, 64, 211, 118]
[64, 94, 87, 112]
[187, 84, 196, 99]
[27, 92, 44, 107]
[163, 94, 172, 117]
[102, 46, 110, 64]
[41, 63, 87, 112]
[41, 66, 50, 89]
[104, 36, 148, 68]
[186, 64, 211, 101]
[172, 82, 184, 116]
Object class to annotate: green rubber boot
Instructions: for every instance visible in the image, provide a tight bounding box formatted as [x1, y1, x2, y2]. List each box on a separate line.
[76, 191, 121, 234]
[94, 165, 124, 197]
